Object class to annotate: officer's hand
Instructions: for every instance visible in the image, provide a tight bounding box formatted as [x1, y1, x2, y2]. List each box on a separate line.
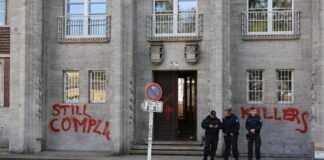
[214, 125, 218, 128]
[230, 133, 234, 136]
[224, 133, 227, 136]
[209, 125, 214, 128]
[250, 129, 255, 134]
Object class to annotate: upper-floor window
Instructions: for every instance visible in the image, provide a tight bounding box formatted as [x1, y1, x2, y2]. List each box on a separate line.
[148, 0, 202, 41]
[0, 0, 5, 25]
[58, 0, 111, 42]
[242, 0, 300, 39]
[66, 0, 106, 36]
[248, 0, 293, 33]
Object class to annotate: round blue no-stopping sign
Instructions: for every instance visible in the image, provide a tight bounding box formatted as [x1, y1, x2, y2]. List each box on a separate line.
[145, 83, 162, 101]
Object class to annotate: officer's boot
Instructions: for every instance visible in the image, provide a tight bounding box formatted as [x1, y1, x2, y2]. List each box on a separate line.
[210, 156, 214, 160]
[223, 157, 228, 160]
[203, 156, 208, 160]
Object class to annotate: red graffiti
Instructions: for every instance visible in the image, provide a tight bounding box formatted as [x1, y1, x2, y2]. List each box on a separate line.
[49, 104, 111, 141]
[163, 93, 175, 122]
[240, 106, 310, 134]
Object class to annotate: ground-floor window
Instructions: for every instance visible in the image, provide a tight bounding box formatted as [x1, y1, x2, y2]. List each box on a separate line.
[63, 71, 80, 103]
[247, 70, 264, 103]
[89, 70, 106, 103]
[276, 69, 294, 103]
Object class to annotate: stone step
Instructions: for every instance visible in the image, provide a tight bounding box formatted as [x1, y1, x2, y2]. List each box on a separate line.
[146, 141, 202, 146]
[129, 149, 203, 156]
[132, 144, 203, 151]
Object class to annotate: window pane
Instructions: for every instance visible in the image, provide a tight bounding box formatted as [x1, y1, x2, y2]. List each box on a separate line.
[155, 14, 173, 34]
[88, 16, 106, 35]
[248, 12, 268, 32]
[67, 4, 84, 15]
[89, 0, 105, 2]
[68, 0, 84, 3]
[0, 0, 4, 25]
[155, 0, 173, 13]
[273, 0, 292, 10]
[178, 0, 196, 13]
[0, 13, 3, 25]
[66, 16, 84, 36]
[89, 3, 106, 14]
[249, 0, 268, 10]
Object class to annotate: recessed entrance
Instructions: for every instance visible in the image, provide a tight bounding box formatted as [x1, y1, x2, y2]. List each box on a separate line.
[153, 71, 197, 141]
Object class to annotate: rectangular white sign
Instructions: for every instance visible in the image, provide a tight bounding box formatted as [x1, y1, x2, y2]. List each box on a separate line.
[142, 100, 163, 112]
[315, 151, 324, 159]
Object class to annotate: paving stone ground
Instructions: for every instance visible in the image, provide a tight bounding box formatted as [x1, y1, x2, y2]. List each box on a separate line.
[0, 150, 313, 160]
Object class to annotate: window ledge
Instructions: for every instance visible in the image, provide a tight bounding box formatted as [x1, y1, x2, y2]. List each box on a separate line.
[58, 37, 110, 43]
[242, 34, 300, 41]
[147, 36, 202, 42]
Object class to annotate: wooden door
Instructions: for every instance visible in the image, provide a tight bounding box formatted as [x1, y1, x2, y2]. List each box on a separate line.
[153, 71, 178, 140]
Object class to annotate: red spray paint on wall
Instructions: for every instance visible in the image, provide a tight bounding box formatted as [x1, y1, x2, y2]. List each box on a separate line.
[240, 106, 310, 134]
[49, 104, 111, 141]
[163, 93, 175, 122]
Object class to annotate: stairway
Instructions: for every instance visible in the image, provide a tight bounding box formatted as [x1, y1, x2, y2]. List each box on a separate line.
[130, 141, 204, 156]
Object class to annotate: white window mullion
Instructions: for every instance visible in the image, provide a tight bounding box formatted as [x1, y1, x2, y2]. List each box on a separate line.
[84, 0, 89, 36]
[268, 0, 273, 33]
[173, 0, 178, 35]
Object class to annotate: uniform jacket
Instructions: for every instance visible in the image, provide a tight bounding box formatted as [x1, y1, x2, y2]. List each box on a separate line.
[245, 115, 262, 135]
[222, 113, 240, 135]
[201, 115, 222, 137]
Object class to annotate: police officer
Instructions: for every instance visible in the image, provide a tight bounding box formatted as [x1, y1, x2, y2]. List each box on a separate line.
[245, 106, 262, 160]
[201, 110, 222, 160]
[222, 108, 240, 160]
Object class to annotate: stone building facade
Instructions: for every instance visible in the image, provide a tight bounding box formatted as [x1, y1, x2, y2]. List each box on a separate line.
[0, 0, 323, 158]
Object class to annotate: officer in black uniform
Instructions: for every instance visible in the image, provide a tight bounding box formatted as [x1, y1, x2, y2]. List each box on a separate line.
[201, 110, 222, 160]
[245, 106, 262, 160]
[222, 108, 240, 160]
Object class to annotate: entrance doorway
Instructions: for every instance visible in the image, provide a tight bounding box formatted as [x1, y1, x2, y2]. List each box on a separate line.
[153, 71, 197, 141]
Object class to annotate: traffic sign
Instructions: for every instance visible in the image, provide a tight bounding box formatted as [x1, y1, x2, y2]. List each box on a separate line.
[142, 100, 163, 112]
[145, 83, 162, 101]
[144, 83, 163, 160]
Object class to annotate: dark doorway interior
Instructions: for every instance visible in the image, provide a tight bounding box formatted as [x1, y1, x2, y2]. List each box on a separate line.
[153, 71, 197, 141]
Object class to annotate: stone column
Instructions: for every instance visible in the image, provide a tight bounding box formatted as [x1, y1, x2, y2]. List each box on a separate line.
[9, 0, 43, 153]
[312, 0, 324, 144]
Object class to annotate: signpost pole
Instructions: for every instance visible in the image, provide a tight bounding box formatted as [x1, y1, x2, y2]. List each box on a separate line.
[144, 83, 163, 160]
[147, 110, 154, 160]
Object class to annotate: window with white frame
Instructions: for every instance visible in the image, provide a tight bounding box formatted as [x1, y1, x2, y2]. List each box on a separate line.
[89, 71, 106, 103]
[276, 70, 294, 103]
[0, 0, 5, 25]
[247, 0, 294, 33]
[64, 71, 80, 103]
[153, 0, 197, 35]
[66, 0, 106, 37]
[247, 70, 264, 103]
